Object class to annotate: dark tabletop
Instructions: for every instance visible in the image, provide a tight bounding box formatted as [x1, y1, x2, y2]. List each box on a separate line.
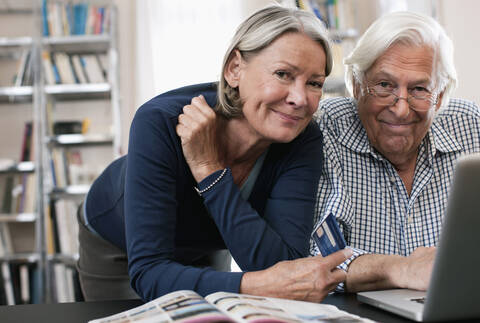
[0, 292, 476, 323]
[0, 293, 412, 323]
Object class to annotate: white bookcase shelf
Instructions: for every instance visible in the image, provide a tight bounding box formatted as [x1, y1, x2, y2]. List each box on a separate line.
[0, 0, 121, 304]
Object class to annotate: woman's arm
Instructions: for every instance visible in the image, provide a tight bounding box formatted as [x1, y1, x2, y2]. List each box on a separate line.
[125, 85, 245, 300]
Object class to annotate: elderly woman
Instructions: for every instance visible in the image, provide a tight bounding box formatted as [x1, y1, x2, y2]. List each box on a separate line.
[77, 5, 350, 302]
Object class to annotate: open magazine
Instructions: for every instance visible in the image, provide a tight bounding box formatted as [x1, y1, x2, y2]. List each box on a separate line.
[88, 290, 374, 323]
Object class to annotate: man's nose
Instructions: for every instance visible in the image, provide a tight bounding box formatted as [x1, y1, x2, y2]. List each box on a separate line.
[390, 90, 410, 118]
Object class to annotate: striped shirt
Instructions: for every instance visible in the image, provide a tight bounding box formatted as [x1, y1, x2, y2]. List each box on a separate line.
[310, 97, 480, 290]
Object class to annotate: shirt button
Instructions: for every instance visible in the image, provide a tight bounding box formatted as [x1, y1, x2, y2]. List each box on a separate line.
[390, 176, 396, 183]
[408, 216, 413, 223]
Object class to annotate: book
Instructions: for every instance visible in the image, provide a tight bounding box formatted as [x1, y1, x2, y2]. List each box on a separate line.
[14, 49, 30, 87]
[88, 290, 373, 323]
[42, 0, 49, 36]
[54, 52, 76, 84]
[81, 54, 106, 83]
[0, 267, 7, 305]
[71, 54, 89, 84]
[53, 263, 69, 303]
[53, 199, 79, 255]
[51, 148, 68, 188]
[0, 263, 15, 305]
[1, 175, 14, 213]
[42, 51, 56, 85]
[19, 263, 30, 304]
[20, 122, 33, 162]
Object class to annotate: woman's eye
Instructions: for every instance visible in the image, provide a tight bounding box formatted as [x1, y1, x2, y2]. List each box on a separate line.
[308, 81, 324, 89]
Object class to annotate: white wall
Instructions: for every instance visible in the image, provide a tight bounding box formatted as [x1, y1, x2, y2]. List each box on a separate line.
[113, 0, 136, 152]
[438, 0, 480, 104]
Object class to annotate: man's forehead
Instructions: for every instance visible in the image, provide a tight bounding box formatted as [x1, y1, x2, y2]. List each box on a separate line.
[366, 43, 435, 81]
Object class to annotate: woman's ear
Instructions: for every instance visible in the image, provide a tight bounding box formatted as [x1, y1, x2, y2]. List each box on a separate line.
[224, 49, 243, 88]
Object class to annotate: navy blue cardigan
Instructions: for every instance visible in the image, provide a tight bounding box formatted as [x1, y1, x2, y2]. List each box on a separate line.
[85, 83, 323, 300]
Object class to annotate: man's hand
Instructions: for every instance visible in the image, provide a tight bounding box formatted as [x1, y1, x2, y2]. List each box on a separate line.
[176, 95, 223, 183]
[240, 249, 353, 302]
[345, 246, 436, 292]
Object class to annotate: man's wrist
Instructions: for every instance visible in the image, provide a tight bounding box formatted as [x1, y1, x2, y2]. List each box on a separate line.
[345, 253, 408, 292]
[383, 255, 409, 288]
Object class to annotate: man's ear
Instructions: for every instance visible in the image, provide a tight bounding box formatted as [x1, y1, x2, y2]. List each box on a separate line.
[224, 49, 243, 88]
[352, 79, 361, 100]
[435, 91, 445, 111]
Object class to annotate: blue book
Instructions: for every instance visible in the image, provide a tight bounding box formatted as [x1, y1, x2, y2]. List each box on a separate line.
[80, 4, 88, 35]
[73, 4, 83, 35]
[42, 0, 49, 36]
[51, 57, 61, 84]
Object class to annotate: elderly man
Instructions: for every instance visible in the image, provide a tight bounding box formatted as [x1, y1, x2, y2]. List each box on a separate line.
[311, 11, 480, 292]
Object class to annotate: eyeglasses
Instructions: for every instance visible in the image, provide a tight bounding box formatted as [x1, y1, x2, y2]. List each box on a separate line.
[365, 82, 438, 112]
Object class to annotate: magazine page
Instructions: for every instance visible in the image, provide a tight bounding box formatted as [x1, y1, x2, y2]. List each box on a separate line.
[205, 292, 375, 323]
[89, 290, 235, 323]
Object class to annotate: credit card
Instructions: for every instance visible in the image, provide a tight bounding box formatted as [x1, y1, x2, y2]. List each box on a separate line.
[313, 213, 346, 257]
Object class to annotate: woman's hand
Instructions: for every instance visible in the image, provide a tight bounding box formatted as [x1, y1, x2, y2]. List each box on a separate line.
[239, 249, 353, 302]
[176, 95, 224, 183]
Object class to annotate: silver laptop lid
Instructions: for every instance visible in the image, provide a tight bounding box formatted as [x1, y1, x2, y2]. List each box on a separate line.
[423, 153, 480, 321]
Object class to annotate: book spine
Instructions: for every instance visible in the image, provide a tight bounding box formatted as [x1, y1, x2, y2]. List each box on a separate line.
[42, 0, 49, 36]
[1, 263, 15, 305]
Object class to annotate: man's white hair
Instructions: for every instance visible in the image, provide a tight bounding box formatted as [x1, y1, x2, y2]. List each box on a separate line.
[344, 11, 457, 109]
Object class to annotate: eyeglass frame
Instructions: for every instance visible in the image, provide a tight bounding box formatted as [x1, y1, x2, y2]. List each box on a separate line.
[363, 81, 439, 112]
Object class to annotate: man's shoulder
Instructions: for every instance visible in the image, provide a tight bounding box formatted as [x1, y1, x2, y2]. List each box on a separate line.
[318, 97, 356, 116]
[432, 98, 480, 152]
[439, 98, 480, 119]
[316, 97, 357, 126]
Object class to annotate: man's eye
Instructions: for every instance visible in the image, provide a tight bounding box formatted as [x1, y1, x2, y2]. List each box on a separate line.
[275, 71, 290, 79]
[414, 86, 428, 92]
[378, 81, 393, 88]
[410, 86, 430, 97]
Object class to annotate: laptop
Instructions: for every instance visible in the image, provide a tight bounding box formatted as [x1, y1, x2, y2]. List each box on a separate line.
[357, 153, 480, 322]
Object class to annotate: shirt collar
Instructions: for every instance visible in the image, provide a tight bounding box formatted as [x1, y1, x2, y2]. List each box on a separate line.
[429, 120, 463, 153]
[337, 112, 372, 154]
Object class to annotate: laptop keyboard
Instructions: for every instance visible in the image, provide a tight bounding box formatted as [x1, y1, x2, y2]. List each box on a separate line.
[410, 297, 426, 304]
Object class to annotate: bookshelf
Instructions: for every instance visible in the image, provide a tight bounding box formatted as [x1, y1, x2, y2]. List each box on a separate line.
[0, 0, 121, 304]
[0, 1, 41, 305]
[40, 0, 121, 304]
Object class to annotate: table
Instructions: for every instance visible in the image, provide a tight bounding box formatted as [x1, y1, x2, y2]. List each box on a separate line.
[0, 293, 415, 323]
